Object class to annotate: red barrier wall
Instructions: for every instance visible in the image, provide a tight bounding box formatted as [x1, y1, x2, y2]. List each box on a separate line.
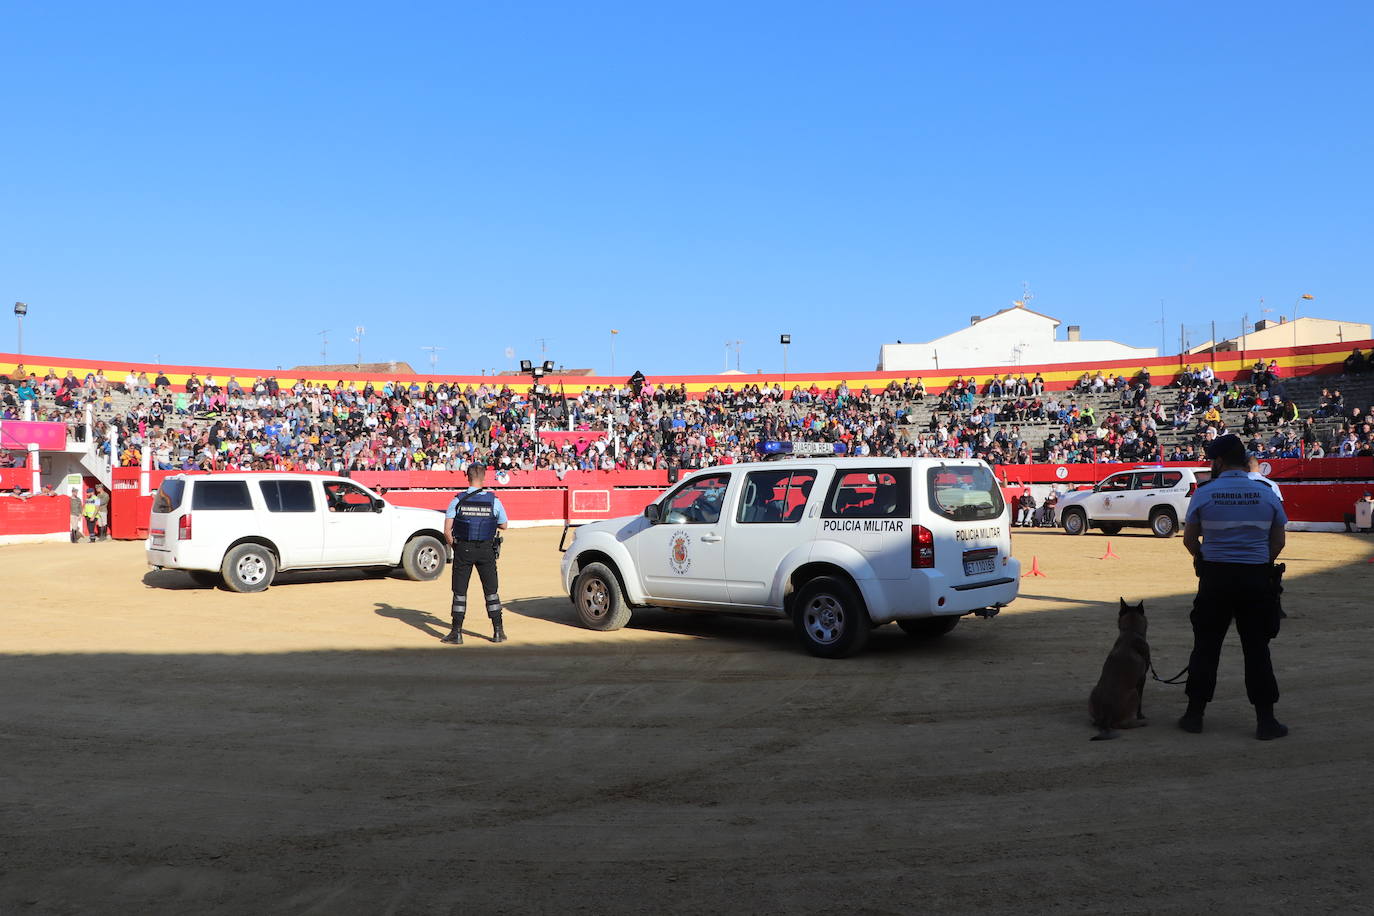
[0, 494, 70, 535]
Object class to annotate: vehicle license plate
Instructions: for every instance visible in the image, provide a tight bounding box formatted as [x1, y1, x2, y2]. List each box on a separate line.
[150, 529, 165, 547]
[962, 547, 996, 577]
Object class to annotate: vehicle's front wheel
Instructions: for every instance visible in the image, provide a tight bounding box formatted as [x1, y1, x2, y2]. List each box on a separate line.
[573, 562, 632, 631]
[1150, 508, 1178, 538]
[401, 535, 446, 581]
[188, 570, 221, 588]
[897, 616, 961, 638]
[793, 576, 870, 658]
[1099, 523, 1123, 535]
[222, 543, 276, 593]
[1062, 508, 1087, 536]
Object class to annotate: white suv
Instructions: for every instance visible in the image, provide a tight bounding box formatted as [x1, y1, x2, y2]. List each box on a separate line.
[560, 457, 1020, 658]
[1055, 466, 1211, 538]
[145, 473, 449, 591]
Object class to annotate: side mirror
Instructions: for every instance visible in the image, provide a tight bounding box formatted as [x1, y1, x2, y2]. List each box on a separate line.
[643, 504, 661, 523]
[372, 497, 386, 512]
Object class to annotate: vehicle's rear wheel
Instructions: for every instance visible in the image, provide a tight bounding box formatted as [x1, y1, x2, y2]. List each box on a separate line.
[1099, 523, 1123, 536]
[222, 543, 276, 593]
[573, 562, 632, 631]
[897, 616, 961, 638]
[1062, 508, 1087, 536]
[793, 576, 870, 658]
[188, 570, 221, 588]
[1150, 508, 1178, 538]
[401, 535, 446, 581]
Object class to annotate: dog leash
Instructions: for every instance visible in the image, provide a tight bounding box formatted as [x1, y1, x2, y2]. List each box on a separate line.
[1149, 660, 1189, 685]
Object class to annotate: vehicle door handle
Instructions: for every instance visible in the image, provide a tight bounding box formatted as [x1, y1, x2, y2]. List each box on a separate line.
[701, 534, 722, 543]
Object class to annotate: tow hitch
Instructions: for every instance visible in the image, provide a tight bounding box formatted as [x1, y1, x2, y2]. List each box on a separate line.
[970, 604, 1003, 619]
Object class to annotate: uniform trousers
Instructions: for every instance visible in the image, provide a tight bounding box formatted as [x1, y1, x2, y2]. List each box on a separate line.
[1185, 561, 1280, 707]
[450, 540, 501, 621]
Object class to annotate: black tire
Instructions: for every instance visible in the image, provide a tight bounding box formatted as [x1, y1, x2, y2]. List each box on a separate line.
[573, 562, 632, 631]
[187, 570, 221, 588]
[401, 535, 446, 581]
[793, 576, 870, 658]
[1099, 523, 1123, 536]
[222, 543, 276, 593]
[1150, 508, 1178, 538]
[897, 616, 961, 638]
[1062, 508, 1087, 536]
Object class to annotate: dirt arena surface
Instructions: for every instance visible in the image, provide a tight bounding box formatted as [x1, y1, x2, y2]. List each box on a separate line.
[4, 528, 1373, 914]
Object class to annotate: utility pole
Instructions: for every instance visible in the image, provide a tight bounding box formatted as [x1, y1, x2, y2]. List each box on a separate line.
[734, 339, 743, 371]
[318, 329, 330, 364]
[420, 345, 445, 371]
[352, 325, 365, 367]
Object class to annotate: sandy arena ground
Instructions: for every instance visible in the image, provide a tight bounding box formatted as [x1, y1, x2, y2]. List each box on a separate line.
[3, 528, 1374, 914]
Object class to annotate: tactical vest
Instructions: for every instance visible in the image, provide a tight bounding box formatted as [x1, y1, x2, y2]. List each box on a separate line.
[451, 489, 499, 540]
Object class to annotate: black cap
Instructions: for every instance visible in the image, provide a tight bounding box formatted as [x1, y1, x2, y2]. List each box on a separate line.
[1205, 433, 1247, 464]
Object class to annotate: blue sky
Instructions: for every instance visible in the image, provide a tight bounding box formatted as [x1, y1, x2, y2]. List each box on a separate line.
[3, 1, 1370, 376]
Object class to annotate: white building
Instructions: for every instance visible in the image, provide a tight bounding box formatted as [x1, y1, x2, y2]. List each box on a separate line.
[1185, 316, 1370, 354]
[878, 304, 1156, 371]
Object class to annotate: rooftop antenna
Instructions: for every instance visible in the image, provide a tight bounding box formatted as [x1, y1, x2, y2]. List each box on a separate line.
[1013, 281, 1033, 309]
[536, 337, 552, 355]
[352, 325, 365, 366]
[420, 345, 445, 370]
[318, 329, 330, 364]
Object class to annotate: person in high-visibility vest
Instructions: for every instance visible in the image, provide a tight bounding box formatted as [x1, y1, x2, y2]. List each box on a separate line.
[83, 491, 101, 542]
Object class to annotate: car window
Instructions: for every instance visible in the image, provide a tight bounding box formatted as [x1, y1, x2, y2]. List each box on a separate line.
[1192, 470, 1211, 484]
[260, 480, 316, 513]
[191, 480, 253, 510]
[824, 468, 910, 519]
[323, 481, 375, 513]
[662, 473, 731, 524]
[1133, 472, 1160, 489]
[1098, 474, 1131, 492]
[927, 465, 1004, 522]
[1160, 472, 1183, 488]
[736, 469, 816, 524]
[151, 478, 185, 513]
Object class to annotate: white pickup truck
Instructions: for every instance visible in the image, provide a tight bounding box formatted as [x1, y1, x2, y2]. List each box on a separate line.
[560, 456, 1019, 657]
[145, 473, 449, 591]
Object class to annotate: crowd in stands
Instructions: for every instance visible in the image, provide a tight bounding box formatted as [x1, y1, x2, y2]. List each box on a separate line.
[2, 350, 1374, 475]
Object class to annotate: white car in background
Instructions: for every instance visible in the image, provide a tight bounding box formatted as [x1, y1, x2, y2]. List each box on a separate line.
[1056, 466, 1212, 538]
[145, 473, 449, 591]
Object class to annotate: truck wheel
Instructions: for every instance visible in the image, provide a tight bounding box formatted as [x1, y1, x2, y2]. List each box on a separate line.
[1099, 523, 1123, 536]
[1062, 508, 1087, 536]
[401, 535, 446, 581]
[793, 576, 870, 658]
[188, 570, 221, 588]
[897, 616, 960, 638]
[573, 562, 632, 631]
[1150, 508, 1178, 538]
[222, 544, 276, 593]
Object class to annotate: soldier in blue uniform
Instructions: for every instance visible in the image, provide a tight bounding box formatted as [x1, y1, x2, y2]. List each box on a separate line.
[441, 463, 509, 645]
[1180, 434, 1289, 740]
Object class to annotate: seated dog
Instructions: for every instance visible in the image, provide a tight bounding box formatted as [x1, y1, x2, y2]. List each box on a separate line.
[1088, 599, 1151, 740]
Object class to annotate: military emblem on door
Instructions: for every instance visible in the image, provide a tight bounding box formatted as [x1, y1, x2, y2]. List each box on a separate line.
[669, 530, 692, 574]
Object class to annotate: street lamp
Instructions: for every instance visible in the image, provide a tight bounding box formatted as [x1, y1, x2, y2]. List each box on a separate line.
[610, 329, 619, 377]
[1292, 294, 1314, 349]
[14, 302, 27, 356]
[780, 333, 791, 382]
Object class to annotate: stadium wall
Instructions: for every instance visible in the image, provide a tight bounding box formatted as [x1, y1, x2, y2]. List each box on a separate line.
[3, 337, 1369, 397]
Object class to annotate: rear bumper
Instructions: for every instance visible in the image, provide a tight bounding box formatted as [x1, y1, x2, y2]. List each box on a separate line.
[866, 557, 1021, 623]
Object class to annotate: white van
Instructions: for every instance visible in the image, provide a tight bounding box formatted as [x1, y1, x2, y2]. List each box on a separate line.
[560, 457, 1019, 657]
[145, 473, 449, 591]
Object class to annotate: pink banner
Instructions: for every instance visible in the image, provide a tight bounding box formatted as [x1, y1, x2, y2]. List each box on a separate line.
[0, 420, 68, 451]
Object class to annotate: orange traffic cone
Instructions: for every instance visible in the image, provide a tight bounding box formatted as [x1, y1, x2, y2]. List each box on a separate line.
[1100, 541, 1121, 560]
[1023, 556, 1047, 577]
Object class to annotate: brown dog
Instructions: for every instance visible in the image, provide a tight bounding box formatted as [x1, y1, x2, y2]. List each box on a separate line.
[1088, 599, 1150, 740]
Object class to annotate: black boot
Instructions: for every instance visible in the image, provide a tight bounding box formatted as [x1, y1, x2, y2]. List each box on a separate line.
[440, 614, 465, 645]
[492, 619, 507, 644]
[1256, 704, 1288, 741]
[1178, 698, 1206, 733]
